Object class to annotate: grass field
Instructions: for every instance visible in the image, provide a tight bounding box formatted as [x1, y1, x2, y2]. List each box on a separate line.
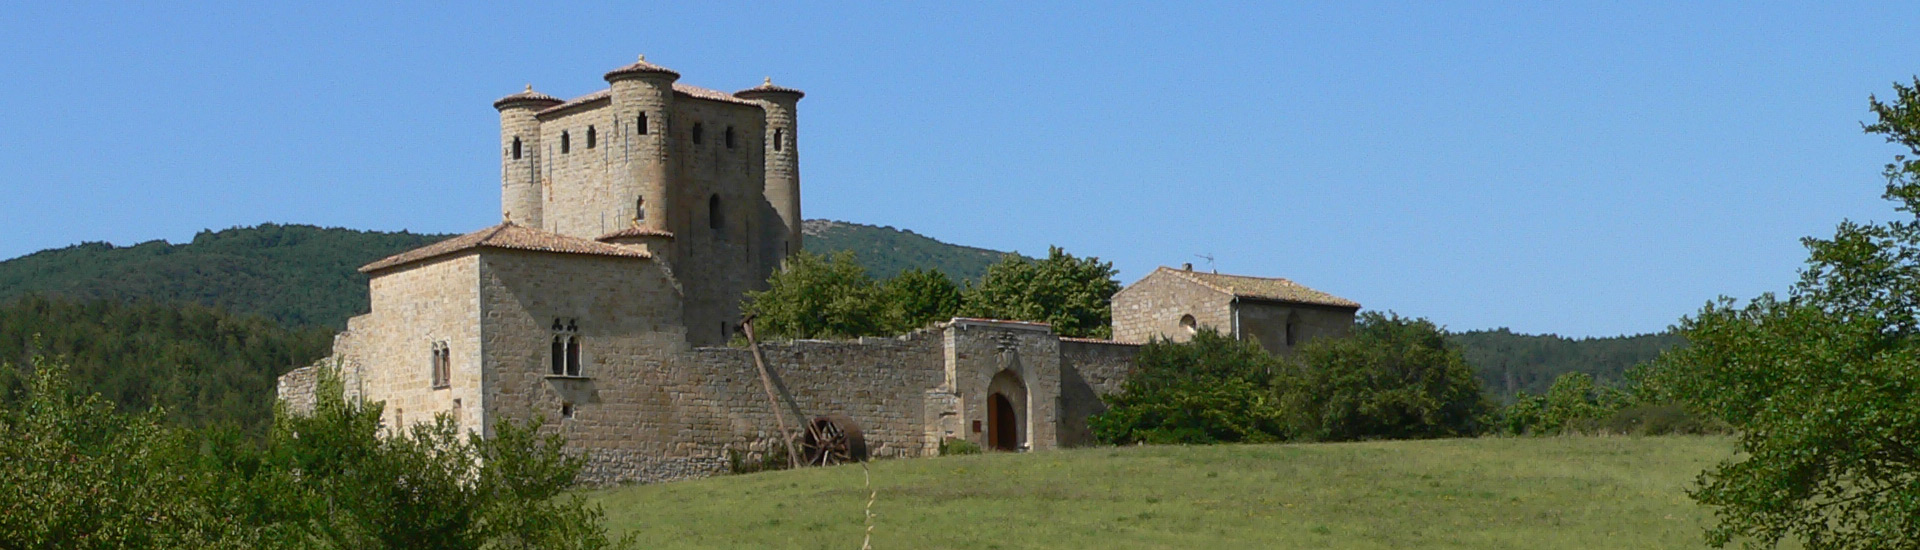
[589, 436, 1741, 549]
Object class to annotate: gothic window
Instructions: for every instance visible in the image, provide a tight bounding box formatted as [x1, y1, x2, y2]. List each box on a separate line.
[587, 125, 597, 149]
[511, 137, 522, 159]
[550, 318, 581, 376]
[692, 123, 704, 145]
[773, 128, 784, 151]
[637, 112, 649, 135]
[430, 341, 451, 388]
[561, 131, 571, 154]
[708, 194, 724, 236]
[724, 126, 735, 149]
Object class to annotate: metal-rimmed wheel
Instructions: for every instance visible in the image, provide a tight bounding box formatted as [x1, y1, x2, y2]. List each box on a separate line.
[801, 414, 868, 466]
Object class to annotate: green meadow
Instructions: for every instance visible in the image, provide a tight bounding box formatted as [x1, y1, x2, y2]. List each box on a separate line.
[592, 436, 1749, 549]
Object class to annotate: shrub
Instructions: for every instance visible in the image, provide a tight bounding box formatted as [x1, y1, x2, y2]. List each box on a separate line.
[1600, 403, 1726, 436]
[1090, 329, 1288, 445]
[1281, 312, 1491, 441]
[938, 437, 982, 456]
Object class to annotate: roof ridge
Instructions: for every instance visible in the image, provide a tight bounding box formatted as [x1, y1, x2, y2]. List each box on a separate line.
[1161, 266, 1235, 296]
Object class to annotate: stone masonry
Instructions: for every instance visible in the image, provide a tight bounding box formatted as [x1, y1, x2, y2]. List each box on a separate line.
[276, 57, 1353, 485]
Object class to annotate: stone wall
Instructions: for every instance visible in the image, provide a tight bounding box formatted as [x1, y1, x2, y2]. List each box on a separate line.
[1234, 301, 1356, 354]
[353, 254, 486, 434]
[276, 364, 320, 416]
[1111, 268, 1233, 344]
[1057, 338, 1140, 446]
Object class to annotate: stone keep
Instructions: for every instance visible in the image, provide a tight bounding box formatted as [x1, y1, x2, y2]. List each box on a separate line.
[276, 57, 1147, 485]
[273, 57, 1361, 485]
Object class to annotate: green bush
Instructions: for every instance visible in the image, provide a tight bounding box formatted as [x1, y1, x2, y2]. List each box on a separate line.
[1281, 312, 1491, 441]
[1090, 329, 1288, 445]
[1600, 403, 1725, 436]
[938, 437, 982, 456]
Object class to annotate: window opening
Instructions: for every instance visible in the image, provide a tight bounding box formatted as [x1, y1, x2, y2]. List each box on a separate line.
[560, 131, 571, 153]
[587, 126, 597, 149]
[561, 402, 575, 419]
[708, 194, 724, 236]
[774, 128, 784, 151]
[511, 137, 522, 159]
[724, 126, 735, 149]
[691, 123, 703, 145]
[1179, 314, 1198, 335]
[637, 112, 649, 135]
[635, 197, 646, 221]
[430, 341, 450, 388]
[551, 318, 581, 376]
[1285, 316, 1300, 347]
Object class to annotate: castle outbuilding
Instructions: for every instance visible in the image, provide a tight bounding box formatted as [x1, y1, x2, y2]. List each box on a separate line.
[277, 57, 1355, 484]
[1111, 265, 1360, 352]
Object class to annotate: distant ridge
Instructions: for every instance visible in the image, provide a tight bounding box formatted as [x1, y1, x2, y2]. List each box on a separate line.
[0, 220, 1013, 329]
[801, 219, 1013, 282]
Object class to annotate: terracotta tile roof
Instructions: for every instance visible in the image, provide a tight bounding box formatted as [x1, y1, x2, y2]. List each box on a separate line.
[596, 226, 675, 240]
[493, 85, 563, 110]
[538, 82, 758, 116]
[603, 55, 680, 80]
[360, 223, 651, 274]
[733, 77, 805, 100]
[1161, 267, 1360, 309]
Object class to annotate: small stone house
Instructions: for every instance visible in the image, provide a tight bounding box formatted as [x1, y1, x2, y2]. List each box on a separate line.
[1111, 265, 1361, 352]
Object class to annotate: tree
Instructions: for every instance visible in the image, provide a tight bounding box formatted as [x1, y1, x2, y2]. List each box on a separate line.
[1089, 328, 1288, 444]
[961, 247, 1121, 339]
[1644, 79, 1920, 549]
[743, 251, 886, 339]
[879, 268, 962, 333]
[1281, 312, 1489, 441]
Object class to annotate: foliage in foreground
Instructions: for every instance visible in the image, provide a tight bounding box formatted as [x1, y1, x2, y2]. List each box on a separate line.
[1094, 313, 1491, 444]
[0, 356, 627, 549]
[1641, 78, 1920, 549]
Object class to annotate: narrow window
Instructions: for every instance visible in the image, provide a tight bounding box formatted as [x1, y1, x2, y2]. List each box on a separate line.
[511, 137, 523, 159]
[430, 342, 450, 388]
[561, 402, 575, 420]
[692, 123, 704, 145]
[708, 194, 724, 235]
[1285, 320, 1298, 347]
[773, 128, 784, 151]
[561, 131, 571, 154]
[635, 197, 646, 221]
[637, 112, 649, 135]
[587, 126, 597, 149]
[550, 336, 565, 375]
[565, 335, 581, 376]
[721, 322, 730, 340]
[724, 126, 735, 149]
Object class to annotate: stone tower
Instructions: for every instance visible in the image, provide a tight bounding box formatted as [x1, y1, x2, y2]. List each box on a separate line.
[494, 86, 562, 227]
[489, 56, 805, 345]
[734, 78, 805, 256]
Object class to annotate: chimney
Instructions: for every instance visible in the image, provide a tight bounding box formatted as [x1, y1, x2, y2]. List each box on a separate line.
[1182, 263, 1193, 271]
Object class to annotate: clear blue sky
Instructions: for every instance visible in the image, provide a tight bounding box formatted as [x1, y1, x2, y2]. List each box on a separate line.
[3, 2, 1915, 338]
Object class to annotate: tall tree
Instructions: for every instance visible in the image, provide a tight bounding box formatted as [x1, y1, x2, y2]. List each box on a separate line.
[1646, 78, 1920, 549]
[879, 268, 962, 333]
[743, 251, 886, 339]
[961, 247, 1121, 339]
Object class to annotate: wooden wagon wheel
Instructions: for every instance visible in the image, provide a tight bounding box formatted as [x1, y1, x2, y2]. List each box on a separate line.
[801, 414, 869, 466]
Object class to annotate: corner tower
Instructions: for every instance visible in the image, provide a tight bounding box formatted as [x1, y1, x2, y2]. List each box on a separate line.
[605, 55, 681, 234]
[735, 78, 805, 256]
[494, 86, 561, 227]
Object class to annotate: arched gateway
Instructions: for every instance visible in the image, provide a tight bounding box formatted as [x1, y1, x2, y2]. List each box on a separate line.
[986, 369, 1027, 451]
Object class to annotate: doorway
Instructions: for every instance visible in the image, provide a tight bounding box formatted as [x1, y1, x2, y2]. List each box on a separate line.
[988, 393, 1019, 451]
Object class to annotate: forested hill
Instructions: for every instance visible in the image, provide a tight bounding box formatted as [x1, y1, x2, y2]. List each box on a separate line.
[802, 219, 1011, 282]
[1449, 329, 1683, 402]
[0, 224, 451, 330]
[0, 221, 1010, 330]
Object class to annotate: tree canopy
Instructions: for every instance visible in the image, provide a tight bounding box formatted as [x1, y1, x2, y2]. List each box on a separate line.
[1645, 78, 1920, 549]
[961, 247, 1121, 339]
[1281, 312, 1490, 441]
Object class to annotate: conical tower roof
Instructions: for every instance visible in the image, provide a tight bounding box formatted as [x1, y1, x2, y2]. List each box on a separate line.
[604, 54, 681, 81]
[493, 84, 563, 110]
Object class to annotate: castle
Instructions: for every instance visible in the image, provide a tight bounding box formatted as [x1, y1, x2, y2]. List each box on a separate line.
[277, 57, 1359, 484]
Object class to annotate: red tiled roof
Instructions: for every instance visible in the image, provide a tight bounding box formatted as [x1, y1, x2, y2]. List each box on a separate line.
[360, 223, 651, 274]
[734, 77, 805, 100]
[493, 85, 563, 110]
[1160, 267, 1360, 308]
[603, 55, 680, 80]
[596, 226, 675, 240]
